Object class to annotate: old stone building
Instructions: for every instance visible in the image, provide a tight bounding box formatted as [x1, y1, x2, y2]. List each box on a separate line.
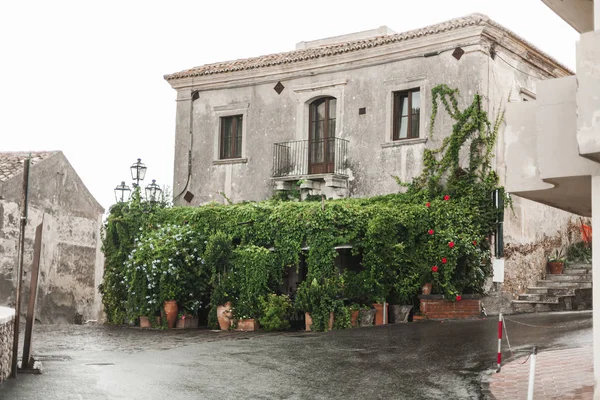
[164, 14, 581, 310]
[0, 151, 104, 323]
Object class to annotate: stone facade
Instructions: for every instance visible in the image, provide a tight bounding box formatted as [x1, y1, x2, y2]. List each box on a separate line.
[164, 13, 579, 308]
[0, 307, 15, 384]
[0, 152, 104, 324]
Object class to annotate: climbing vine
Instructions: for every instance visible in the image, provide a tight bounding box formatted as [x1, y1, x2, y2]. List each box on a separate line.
[100, 84, 505, 330]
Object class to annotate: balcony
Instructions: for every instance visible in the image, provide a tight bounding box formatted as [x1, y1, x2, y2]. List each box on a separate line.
[272, 137, 348, 179]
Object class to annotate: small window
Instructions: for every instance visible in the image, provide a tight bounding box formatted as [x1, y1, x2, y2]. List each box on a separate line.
[220, 115, 243, 159]
[393, 89, 420, 140]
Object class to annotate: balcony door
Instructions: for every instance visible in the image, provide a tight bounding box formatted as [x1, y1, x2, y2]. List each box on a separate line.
[309, 97, 336, 174]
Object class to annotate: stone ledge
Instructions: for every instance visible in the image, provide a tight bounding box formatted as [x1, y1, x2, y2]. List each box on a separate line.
[0, 306, 15, 325]
[212, 158, 248, 165]
[381, 138, 427, 148]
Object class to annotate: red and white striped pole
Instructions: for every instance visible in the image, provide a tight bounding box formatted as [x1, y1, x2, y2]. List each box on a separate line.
[497, 313, 503, 372]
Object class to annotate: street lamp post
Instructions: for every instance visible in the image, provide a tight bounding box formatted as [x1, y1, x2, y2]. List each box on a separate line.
[114, 181, 132, 203]
[145, 179, 162, 202]
[114, 158, 159, 203]
[130, 158, 147, 188]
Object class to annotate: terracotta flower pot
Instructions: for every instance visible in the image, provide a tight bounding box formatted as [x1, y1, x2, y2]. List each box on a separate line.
[328, 312, 334, 331]
[217, 301, 233, 331]
[548, 262, 564, 274]
[139, 316, 151, 328]
[350, 311, 359, 327]
[235, 318, 258, 332]
[163, 300, 178, 329]
[176, 314, 199, 329]
[422, 282, 433, 295]
[373, 303, 389, 325]
[305, 312, 313, 331]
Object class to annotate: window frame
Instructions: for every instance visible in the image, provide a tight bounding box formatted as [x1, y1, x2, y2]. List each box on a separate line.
[392, 88, 421, 141]
[212, 102, 249, 164]
[219, 114, 243, 160]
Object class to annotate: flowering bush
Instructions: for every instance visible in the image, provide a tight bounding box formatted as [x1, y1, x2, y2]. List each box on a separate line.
[123, 224, 210, 319]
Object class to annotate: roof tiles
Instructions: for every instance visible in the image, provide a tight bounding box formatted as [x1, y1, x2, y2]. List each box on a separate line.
[0, 151, 58, 182]
[164, 13, 572, 81]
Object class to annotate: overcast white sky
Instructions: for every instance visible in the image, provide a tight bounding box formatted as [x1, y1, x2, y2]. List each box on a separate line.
[0, 0, 578, 212]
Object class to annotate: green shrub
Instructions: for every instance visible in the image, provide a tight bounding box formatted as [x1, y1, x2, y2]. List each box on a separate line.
[259, 294, 292, 331]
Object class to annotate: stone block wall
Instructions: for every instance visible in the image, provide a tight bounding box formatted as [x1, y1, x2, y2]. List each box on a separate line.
[0, 307, 15, 383]
[419, 295, 482, 319]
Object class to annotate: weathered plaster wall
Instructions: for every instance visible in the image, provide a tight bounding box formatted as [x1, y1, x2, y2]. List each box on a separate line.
[173, 44, 488, 205]
[486, 46, 581, 299]
[0, 153, 104, 324]
[0, 307, 15, 383]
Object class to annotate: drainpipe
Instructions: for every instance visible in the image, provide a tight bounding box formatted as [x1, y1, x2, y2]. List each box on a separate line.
[174, 89, 199, 201]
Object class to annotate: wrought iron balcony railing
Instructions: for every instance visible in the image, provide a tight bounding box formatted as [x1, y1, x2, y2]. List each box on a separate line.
[272, 137, 348, 178]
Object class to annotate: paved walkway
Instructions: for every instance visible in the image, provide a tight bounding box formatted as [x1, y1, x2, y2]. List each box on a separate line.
[485, 346, 593, 399]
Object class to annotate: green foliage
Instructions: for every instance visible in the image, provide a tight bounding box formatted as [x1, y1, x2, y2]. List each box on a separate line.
[566, 241, 592, 264]
[100, 84, 505, 328]
[548, 247, 567, 263]
[123, 223, 210, 320]
[259, 294, 292, 331]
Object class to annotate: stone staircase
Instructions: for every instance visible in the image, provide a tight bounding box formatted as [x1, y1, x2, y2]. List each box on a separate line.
[512, 263, 592, 313]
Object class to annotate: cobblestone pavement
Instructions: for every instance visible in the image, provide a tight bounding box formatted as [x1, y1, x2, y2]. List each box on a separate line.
[484, 345, 593, 399]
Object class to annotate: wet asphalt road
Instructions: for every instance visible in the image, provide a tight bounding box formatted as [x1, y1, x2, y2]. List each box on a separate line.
[0, 311, 592, 400]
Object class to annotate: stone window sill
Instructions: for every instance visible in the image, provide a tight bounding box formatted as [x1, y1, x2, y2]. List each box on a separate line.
[212, 158, 248, 165]
[381, 138, 427, 148]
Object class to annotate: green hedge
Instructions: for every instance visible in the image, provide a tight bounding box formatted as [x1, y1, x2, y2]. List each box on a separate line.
[99, 85, 505, 331]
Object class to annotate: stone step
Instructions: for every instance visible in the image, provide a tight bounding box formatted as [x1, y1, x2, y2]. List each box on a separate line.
[564, 268, 592, 275]
[566, 263, 592, 269]
[512, 296, 574, 313]
[517, 294, 568, 302]
[526, 287, 576, 296]
[546, 274, 592, 282]
[536, 281, 591, 289]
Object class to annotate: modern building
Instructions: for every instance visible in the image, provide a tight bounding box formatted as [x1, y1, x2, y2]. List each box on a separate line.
[164, 14, 581, 312]
[0, 151, 104, 323]
[504, 0, 600, 394]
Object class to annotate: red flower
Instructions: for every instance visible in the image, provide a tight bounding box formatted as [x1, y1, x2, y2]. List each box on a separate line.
[426, 202, 431, 208]
[428, 229, 434, 235]
[473, 240, 477, 246]
[443, 195, 450, 201]
[448, 241, 455, 248]
[441, 257, 447, 264]
[456, 295, 462, 301]
[431, 266, 438, 272]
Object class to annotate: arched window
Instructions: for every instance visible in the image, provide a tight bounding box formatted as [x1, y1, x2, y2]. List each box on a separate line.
[309, 97, 336, 174]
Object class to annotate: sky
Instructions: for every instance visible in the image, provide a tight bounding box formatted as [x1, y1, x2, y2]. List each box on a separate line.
[0, 0, 579, 212]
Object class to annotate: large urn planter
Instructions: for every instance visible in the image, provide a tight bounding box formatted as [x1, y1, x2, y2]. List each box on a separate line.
[548, 262, 564, 275]
[373, 303, 389, 325]
[304, 312, 313, 331]
[358, 309, 376, 326]
[163, 301, 178, 329]
[235, 318, 259, 332]
[389, 305, 413, 323]
[350, 311, 359, 327]
[217, 301, 233, 331]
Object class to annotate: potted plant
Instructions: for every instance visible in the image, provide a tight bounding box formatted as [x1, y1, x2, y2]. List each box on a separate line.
[259, 294, 292, 331]
[548, 247, 567, 274]
[211, 274, 237, 331]
[176, 300, 202, 329]
[295, 278, 337, 332]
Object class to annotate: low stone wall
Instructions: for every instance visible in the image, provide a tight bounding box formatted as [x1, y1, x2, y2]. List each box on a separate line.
[0, 306, 15, 383]
[419, 295, 482, 319]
